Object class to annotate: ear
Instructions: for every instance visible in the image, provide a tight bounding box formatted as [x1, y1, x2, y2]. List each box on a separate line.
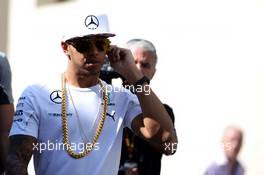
[61, 41, 69, 54]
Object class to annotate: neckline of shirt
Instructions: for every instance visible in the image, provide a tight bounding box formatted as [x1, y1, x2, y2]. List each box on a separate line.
[66, 83, 100, 92]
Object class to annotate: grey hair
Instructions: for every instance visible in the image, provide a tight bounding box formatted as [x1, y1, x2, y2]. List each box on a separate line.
[126, 39, 158, 63]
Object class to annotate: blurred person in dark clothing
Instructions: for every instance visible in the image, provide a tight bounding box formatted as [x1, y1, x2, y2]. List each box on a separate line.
[118, 39, 177, 175]
[0, 52, 14, 174]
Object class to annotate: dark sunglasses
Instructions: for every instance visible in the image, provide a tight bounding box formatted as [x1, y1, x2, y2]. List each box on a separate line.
[66, 37, 111, 53]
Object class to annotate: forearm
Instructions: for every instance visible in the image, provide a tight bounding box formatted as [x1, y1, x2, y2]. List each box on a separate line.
[6, 155, 28, 175]
[108, 46, 178, 154]
[0, 104, 14, 173]
[136, 84, 174, 139]
[6, 135, 36, 175]
[0, 133, 9, 172]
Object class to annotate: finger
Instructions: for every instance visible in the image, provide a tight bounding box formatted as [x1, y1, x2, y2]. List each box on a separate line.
[108, 45, 121, 63]
[107, 45, 116, 62]
[118, 48, 128, 61]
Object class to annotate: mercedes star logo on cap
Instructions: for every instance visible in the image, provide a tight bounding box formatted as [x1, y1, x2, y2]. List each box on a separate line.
[84, 15, 99, 30]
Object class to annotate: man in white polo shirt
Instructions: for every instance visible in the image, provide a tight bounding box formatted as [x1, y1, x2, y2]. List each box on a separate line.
[6, 14, 177, 175]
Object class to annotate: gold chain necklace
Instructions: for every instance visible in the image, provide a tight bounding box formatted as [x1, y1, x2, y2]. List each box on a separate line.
[61, 74, 108, 159]
[67, 83, 101, 144]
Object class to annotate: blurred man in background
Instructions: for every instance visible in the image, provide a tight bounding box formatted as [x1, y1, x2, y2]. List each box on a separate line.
[118, 39, 177, 175]
[0, 52, 14, 174]
[204, 126, 244, 175]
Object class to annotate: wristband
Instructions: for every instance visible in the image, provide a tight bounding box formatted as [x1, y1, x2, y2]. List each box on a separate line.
[134, 76, 150, 87]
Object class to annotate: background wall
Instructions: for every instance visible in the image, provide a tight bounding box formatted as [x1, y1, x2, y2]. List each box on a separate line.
[0, 0, 9, 52]
[1, 0, 264, 174]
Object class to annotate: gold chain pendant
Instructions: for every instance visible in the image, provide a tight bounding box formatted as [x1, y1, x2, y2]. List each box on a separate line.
[61, 74, 108, 159]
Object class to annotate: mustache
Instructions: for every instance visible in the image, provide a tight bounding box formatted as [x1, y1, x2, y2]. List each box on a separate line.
[84, 58, 99, 64]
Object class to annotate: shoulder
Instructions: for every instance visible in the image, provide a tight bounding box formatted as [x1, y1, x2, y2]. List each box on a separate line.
[103, 82, 140, 111]
[0, 52, 9, 69]
[104, 82, 135, 98]
[23, 74, 62, 93]
[0, 52, 8, 66]
[19, 79, 60, 102]
[204, 161, 220, 174]
[22, 83, 47, 94]
[16, 84, 47, 106]
[237, 161, 245, 173]
[0, 51, 6, 60]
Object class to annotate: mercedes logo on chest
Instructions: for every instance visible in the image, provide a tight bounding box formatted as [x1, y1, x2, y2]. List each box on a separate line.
[50, 90, 62, 104]
[84, 15, 99, 30]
